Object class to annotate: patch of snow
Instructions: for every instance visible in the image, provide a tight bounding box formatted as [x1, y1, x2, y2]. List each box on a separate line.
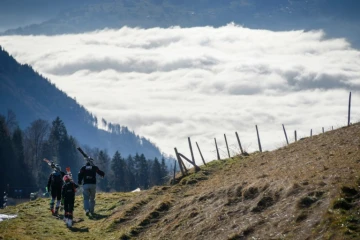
[131, 188, 141, 192]
[0, 214, 17, 222]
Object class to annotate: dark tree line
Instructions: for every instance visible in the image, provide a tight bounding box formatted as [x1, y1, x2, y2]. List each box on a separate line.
[0, 111, 169, 199]
[109, 152, 168, 192]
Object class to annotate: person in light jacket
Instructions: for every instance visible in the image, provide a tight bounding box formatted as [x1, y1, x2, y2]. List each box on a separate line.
[78, 161, 105, 216]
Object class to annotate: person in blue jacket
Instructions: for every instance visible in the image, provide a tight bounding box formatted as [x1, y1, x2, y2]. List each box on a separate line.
[47, 164, 65, 215]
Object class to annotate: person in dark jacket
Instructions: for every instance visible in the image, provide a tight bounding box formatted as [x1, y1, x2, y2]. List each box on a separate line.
[62, 175, 78, 227]
[47, 164, 66, 215]
[78, 161, 105, 216]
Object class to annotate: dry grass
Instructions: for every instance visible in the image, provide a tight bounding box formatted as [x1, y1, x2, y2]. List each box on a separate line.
[1, 122, 360, 240]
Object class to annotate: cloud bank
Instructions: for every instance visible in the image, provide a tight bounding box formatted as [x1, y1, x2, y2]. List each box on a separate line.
[1, 24, 360, 164]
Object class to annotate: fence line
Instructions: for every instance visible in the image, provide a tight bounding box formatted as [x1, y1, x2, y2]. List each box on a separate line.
[172, 92, 355, 178]
[256, 125, 262, 152]
[348, 91, 352, 126]
[188, 137, 195, 163]
[235, 132, 244, 154]
[282, 124, 289, 145]
[196, 142, 206, 166]
[214, 138, 220, 160]
[224, 134, 230, 158]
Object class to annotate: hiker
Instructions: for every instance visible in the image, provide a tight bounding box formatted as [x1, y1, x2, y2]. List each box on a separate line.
[47, 164, 66, 215]
[78, 161, 105, 216]
[62, 175, 78, 227]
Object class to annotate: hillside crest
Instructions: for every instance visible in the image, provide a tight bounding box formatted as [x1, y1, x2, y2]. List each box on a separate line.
[1, 122, 360, 239]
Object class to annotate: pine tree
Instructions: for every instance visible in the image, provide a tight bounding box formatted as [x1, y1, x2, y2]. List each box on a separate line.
[137, 154, 149, 189]
[110, 151, 126, 192]
[49, 117, 68, 144]
[0, 115, 15, 195]
[150, 157, 162, 186]
[97, 150, 110, 191]
[47, 117, 80, 177]
[59, 136, 79, 173]
[47, 116, 68, 164]
[125, 155, 136, 191]
[160, 157, 169, 184]
[12, 127, 34, 189]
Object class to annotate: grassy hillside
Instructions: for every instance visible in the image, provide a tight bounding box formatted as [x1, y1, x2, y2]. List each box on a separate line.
[1, 122, 360, 240]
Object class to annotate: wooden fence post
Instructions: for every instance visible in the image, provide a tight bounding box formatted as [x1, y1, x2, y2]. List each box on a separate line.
[256, 125, 262, 152]
[322, 127, 324, 133]
[174, 148, 185, 176]
[188, 137, 195, 163]
[310, 129, 312, 137]
[282, 124, 289, 145]
[235, 132, 244, 154]
[181, 158, 188, 174]
[348, 91, 352, 126]
[196, 142, 206, 165]
[178, 153, 201, 172]
[224, 134, 230, 158]
[294, 130, 297, 142]
[214, 138, 220, 160]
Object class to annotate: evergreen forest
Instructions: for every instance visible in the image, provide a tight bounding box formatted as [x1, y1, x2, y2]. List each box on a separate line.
[0, 112, 169, 200]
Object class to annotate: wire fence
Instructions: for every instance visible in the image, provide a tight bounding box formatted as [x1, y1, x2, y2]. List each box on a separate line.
[173, 92, 356, 179]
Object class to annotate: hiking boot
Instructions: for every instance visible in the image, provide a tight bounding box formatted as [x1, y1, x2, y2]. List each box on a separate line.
[85, 210, 90, 216]
[67, 219, 73, 227]
[51, 209, 55, 215]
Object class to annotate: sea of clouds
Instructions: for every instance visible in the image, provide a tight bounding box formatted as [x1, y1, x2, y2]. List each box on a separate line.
[1, 24, 359, 164]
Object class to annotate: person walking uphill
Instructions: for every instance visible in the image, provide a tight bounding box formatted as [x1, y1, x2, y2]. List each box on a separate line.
[62, 175, 78, 227]
[78, 161, 105, 216]
[47, 164, 66, 215]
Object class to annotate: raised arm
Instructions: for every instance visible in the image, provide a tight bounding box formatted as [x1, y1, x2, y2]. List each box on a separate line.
[78, 167, 84, 184]
[95, 166, 105, 177]
[47, 174, 52, 191]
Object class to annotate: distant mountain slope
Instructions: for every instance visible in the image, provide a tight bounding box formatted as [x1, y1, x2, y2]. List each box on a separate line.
[0, 46, 162, 159]
[1, 122, 359, 239]
[1, 0, 360, 47]
[0, 0, 101, 31]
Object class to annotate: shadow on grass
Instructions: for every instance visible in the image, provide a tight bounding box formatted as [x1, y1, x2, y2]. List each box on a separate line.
[73, 218, 85, 223]
[70, 227, 89, 232]
[88, 213, 109, 220]
[53, 214, 64, 220]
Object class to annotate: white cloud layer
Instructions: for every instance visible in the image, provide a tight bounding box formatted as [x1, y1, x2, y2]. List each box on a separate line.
[1, 24, 360, 164]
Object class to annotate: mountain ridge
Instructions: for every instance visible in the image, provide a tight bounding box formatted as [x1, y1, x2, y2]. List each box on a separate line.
[1, 0, 360, 48]
[0, 46, 163, 159]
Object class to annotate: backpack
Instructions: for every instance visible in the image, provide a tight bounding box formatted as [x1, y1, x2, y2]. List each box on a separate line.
[63, 182, 76, 197]
[51, 171, 63, 186]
